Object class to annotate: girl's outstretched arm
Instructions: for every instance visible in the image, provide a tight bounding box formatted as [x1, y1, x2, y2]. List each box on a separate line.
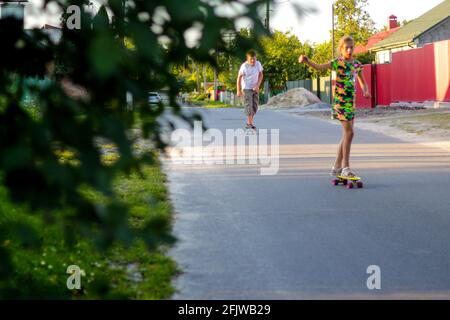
[298, 55, 331, 71]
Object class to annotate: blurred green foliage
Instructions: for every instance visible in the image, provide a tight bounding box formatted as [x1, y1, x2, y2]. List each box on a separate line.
[0, 0, 269, 298]
[0, 165, 177, 299]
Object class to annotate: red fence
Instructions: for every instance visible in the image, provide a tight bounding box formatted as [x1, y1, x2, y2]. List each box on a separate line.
[375, 64, 391, 106]
[355, 64, 374, 108]
[355, 39, 450, 108]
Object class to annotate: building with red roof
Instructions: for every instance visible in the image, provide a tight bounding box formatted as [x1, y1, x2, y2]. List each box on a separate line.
[354, 15, 400, 55]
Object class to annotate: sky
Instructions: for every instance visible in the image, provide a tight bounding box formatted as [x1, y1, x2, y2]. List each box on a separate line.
[21, 0, 447, 44]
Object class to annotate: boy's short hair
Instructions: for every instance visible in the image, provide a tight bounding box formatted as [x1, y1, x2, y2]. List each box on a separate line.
[246, 49, 256, 57]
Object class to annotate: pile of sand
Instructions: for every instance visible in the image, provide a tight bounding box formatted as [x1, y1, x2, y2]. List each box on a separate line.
[261, 88, 321, 109]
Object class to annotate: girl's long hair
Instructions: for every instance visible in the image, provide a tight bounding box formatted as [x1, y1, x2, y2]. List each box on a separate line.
[337, 35, 355, 57]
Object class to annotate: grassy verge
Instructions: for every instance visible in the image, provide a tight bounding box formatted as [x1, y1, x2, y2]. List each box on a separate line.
[373, 112, 450, 136]
[0, 161, 178, 299]
[393, 113, 450, 130]
[189, 100, 236, 109]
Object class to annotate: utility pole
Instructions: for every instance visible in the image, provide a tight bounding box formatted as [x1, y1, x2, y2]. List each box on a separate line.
[203, 65, 207, 94]
[194, 61, 200, 93]
[223, 32, 235, 74]
[264, 0, 270, 104]
[118, 0, 126, 40]
[332, 2, 335, 61]
[330, 1, 335, 104]
[213, 50, 218, 101]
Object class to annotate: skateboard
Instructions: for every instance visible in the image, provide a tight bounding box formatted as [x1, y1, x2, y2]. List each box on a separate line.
[331, 175, 364, 189]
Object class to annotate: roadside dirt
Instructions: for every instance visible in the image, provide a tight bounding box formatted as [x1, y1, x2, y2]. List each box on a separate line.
[296, 106, 450, 149]
[260, 88, 322, 109]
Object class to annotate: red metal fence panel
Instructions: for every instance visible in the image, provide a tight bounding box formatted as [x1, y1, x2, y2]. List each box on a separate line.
[391, 43, 436, 102]
[375, 64, 392, 106]
[372, 39, 450, 106]
[355, 64, 374, 108]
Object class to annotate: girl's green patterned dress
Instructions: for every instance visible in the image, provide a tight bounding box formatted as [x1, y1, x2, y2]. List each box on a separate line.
[331, 58, 363, 121]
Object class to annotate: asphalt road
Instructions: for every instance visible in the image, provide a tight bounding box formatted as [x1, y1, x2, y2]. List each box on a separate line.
[162, 107, 450, 299]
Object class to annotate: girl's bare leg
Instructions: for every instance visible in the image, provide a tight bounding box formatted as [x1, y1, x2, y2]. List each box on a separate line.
[334, 138, 344, 169]
[341, 119, 354, 168]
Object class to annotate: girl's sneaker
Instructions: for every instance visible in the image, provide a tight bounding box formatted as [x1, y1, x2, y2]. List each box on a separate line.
[341, 167, 357, 178]
[330, 166, 342, 177]
[331, 167, 342, 177]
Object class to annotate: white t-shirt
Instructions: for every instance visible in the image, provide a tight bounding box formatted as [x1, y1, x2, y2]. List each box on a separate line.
[238, 60, 263, 90]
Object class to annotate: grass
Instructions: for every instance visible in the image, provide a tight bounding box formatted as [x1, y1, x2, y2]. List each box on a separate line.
[0, 161, 178, 299]
[391, 113, 450, 135]
[403, 113, 450, 130]
[190, 100, 236, 109]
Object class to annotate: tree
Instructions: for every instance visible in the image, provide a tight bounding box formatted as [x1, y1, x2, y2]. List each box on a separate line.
[310, 41, 332, 78]
[333, 0, 376, 50]
[216, 28, 253, 92]
[260, 31, 313, 90]
[171, 61, 207, 93]
[354, 51, 375, 64]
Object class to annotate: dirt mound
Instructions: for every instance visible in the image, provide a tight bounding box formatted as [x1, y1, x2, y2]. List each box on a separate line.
[261, 88, 321, 109]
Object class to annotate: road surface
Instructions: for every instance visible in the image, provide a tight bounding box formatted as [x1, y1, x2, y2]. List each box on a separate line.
[162, 107, 450, 299]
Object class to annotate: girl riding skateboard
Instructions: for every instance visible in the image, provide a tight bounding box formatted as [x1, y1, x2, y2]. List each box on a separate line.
[298, 35, 371, 180]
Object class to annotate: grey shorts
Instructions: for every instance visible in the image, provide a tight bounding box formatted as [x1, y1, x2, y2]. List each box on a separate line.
[243, 89, 259, 116]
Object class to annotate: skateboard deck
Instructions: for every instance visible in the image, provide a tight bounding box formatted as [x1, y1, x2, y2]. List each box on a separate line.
[332, 175, 363, 189]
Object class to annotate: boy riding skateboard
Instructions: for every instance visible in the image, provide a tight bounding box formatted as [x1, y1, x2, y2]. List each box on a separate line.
[237, 49, 264, 132]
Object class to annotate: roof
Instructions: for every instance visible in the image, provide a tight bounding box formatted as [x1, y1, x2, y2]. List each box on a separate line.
[371, 0, 450, 51]
[354, 27, 400, 54]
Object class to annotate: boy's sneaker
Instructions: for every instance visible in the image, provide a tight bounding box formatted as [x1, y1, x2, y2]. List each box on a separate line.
[250, 124, 257, 131]
[330, 166, 342, 177]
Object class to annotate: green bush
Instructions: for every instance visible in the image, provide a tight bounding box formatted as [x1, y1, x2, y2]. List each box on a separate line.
[195, 93, 208, 101]
[0, 0, 271, 298]
[0, 164, 177, 299]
